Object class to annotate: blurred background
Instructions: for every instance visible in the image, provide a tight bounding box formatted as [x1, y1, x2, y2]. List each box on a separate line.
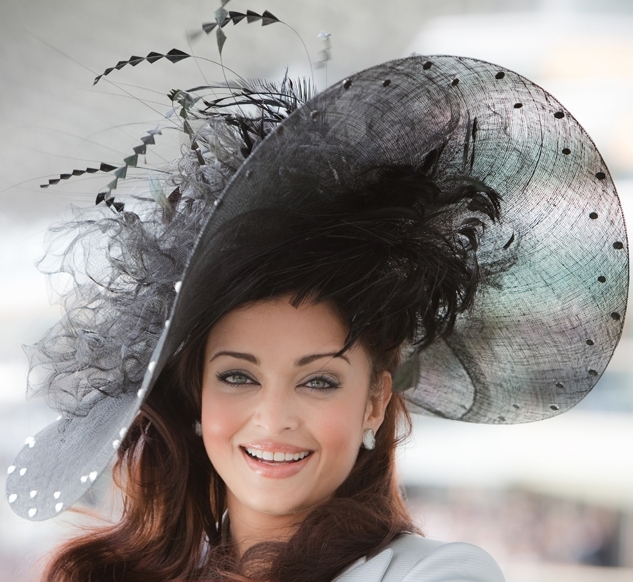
[0, 0, 632, 580]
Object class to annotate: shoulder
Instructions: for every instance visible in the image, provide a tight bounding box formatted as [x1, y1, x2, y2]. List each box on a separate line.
[386, 535, 506, 581]
[335, 534, 505, 582]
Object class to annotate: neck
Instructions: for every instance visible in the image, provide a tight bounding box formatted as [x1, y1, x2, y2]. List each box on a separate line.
[226, 493, 308, 557]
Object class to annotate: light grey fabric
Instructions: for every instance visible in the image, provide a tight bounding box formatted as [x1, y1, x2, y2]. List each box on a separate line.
[335, 534, 505, 582]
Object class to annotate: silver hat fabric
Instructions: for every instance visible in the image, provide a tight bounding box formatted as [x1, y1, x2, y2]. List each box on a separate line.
[6, 55, 628, 520]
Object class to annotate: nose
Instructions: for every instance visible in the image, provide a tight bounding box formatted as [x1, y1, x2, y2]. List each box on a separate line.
[253, 382, 299, 434]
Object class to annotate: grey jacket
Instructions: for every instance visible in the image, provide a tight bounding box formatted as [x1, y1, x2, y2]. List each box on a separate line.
[335, 535, 506, 582]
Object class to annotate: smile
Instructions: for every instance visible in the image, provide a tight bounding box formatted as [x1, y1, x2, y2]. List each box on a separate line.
[243, 447, 311, 463]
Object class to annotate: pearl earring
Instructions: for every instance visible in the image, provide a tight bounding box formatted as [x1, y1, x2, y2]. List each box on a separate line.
[362, 428, 376, 450]
[194, 421, 202, 436]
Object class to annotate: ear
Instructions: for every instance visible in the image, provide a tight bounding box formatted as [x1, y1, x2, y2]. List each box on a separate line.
[364, 371, 393, 432]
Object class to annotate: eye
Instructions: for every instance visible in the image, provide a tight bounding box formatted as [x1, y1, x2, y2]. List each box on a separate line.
[302, 375, 340, 391]
[216, 371, 256, 385]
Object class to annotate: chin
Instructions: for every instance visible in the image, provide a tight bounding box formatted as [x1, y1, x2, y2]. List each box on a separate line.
[244, 492, 318, 518]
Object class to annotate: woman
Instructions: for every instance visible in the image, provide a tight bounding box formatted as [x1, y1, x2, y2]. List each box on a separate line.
[5, 23, 628, 582]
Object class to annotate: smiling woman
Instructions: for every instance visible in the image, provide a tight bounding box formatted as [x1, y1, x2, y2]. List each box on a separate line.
[49, 178, 505, 581]
[4, 5, 629, 582]
[98, 181, 497, 581]
[201, 298, 390, 553]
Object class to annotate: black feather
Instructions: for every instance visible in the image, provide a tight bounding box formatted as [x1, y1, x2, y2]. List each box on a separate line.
[183, 164, 502, 358]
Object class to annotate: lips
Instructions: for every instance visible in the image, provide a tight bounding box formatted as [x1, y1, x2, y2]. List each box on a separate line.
[244, 447, 310, 462]
[240, 444, 313, 478]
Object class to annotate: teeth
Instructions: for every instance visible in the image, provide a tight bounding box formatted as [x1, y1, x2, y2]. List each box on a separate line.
[245, 448, 309, 462]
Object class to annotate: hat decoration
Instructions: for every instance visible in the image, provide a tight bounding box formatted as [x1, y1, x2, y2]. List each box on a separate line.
[6, 8, 629, 522]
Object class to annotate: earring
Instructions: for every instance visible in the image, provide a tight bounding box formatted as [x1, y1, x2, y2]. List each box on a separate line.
[362, 428, 376, 450]
[193, 420, 202, 437]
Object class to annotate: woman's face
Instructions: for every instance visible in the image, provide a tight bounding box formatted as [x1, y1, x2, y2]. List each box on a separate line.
[200, 296, 391, 524]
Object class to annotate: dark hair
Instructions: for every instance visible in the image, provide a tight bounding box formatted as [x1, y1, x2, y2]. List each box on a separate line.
[180, 160, 500, 358]
[43, 164, 499, 581]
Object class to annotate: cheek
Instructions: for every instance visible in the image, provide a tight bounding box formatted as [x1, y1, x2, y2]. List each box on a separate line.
[200, 392, 246, 459]
[313, 397, 366, 466]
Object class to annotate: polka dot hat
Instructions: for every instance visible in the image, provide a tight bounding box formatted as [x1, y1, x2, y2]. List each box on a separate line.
[6, 55, 629, 520]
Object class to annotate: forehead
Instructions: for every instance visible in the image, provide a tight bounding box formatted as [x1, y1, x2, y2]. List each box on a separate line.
[206, 297, 348, 349]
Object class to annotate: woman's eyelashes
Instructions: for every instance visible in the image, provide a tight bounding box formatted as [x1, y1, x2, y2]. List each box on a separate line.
[216, 370, 257, 385]
[215, 370, 341, 391]
[301, 375, 341, 391]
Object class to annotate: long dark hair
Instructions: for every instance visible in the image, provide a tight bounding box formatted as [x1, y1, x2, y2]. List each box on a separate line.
[43, 346, 413, 582]
[43, 164, 500, 581]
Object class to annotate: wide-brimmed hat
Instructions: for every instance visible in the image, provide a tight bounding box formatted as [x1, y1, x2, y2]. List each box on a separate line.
[6, 54, 628, 521]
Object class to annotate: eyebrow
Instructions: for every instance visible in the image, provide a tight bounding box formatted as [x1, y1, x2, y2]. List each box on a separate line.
[209, 350, 350, 366]
[296, 352, 350, 366]
[210, 351, 259, 364]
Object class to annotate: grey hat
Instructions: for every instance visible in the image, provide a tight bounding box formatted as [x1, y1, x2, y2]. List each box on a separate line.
[6, 55, 628, 521]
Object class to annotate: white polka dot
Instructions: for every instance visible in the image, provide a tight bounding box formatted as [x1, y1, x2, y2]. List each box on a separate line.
[174, 281, 182, 293]
[164, 319, 171, 327]
[8, 494, 17, 503]
[112, 439, 121, 449]
[147, 361, 156, 373]
[80, 475, 88, 484]
[19, 468, 27, 476]
[28, 508, 37, 518]
[25, 437, 36, 448]
[7, 465, 15, 475]
[29, 490, 37, 498]
[55, 502, 64, 513]
[119, 428, 127, 439]
[53, 491, 61, 499]
[89, 471, 98, 482]
[137, 388, 147, 399]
